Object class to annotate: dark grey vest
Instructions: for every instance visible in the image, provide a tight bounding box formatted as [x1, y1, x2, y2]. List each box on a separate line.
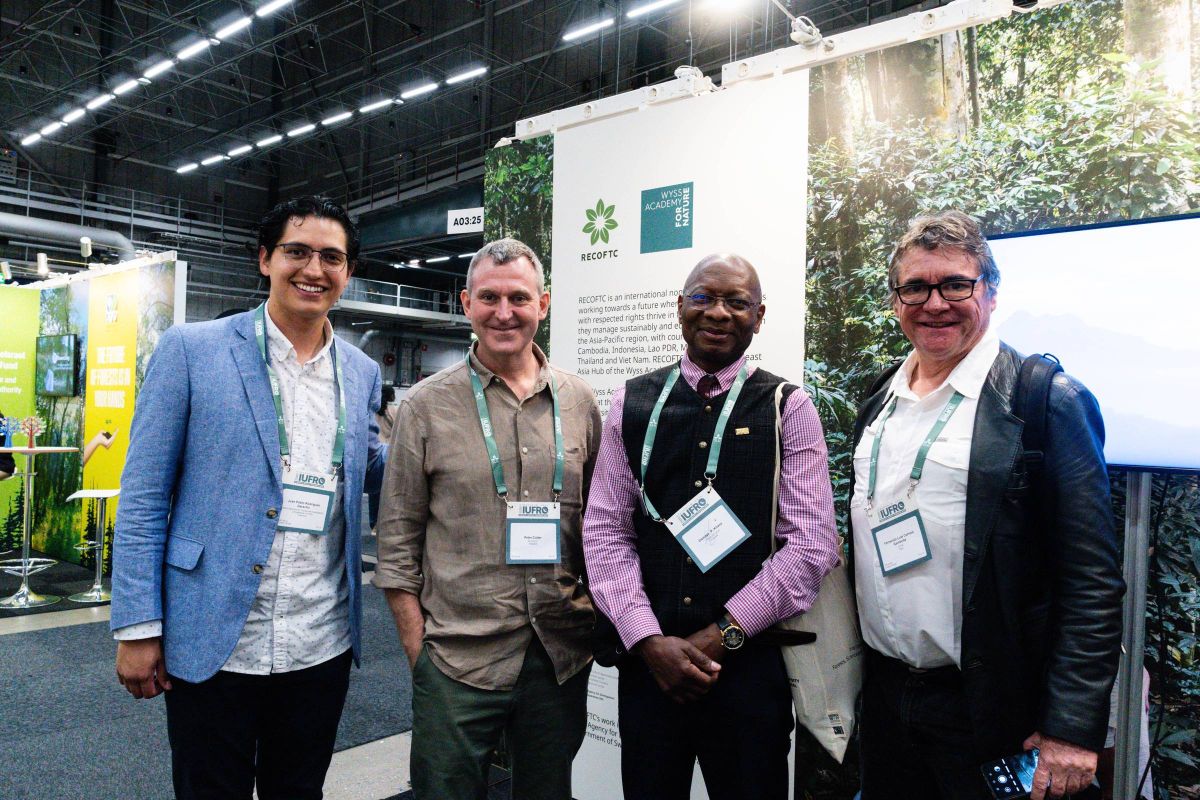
[620, 364, 795, 637]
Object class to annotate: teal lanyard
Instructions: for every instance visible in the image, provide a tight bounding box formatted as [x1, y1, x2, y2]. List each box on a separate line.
[254, 303, 347, 472]
[639, 363, 749, 521]
[465, 353, 564, 500]
[866, 390, 965, 507]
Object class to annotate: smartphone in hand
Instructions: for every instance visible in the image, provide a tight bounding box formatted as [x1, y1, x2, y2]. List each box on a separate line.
[981, 748, 1039, 798]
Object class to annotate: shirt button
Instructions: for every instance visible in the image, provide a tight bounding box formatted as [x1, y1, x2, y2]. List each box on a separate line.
[699, 441, 708, 449]
[522, 489, 530, 497]
[252, 564, 264, 574]
[682, 596, 693, 606]
[521, 446, 528, 454]
[686, 557, 694, 565]
[530, 577, 537, 584]
[694, 480, 703, 488]
[704, 405, 712, 413]
[266, 508, 277, 519]
[530, 616, 537, 623]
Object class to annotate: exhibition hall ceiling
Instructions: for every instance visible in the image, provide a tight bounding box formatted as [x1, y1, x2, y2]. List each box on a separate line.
[1, 0, 903, 216]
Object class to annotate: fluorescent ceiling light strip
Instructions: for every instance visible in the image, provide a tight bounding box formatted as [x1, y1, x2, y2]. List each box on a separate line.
[445, 66, 487, 85]
[400, 82, 438, 100]
[214, 16, 253, 40]
[62, 109, 86, 123]
[177, 40, 212, 60]
[359, 98, 395, 113]
[287, 123, 316, 137]
[227, 144, 253, 156]
[20, 133, 42, 146]
[176, 163, 199, 174]
[563, 18, 614, 41]
[40, 121, 65, 135]
[426, 256, 451, 263]
[257, 134, 283, 146]
[321, 111, 353, 126]
[256, 0, 294, 17]
[458, 253, 474, 258]
[408, 259, 420, 266]
[627, 0, 683, 17]
[143, 59, 175, 79]
[112, 79, 140, 95]
[200, 154, 225, 165]
[86, 94, 116, 110]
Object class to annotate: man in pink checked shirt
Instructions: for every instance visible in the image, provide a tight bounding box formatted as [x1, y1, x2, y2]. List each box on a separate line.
[583, 253, 840, 800]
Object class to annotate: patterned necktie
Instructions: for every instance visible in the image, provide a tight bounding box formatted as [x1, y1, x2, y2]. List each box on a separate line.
[697, 373, 719, 399]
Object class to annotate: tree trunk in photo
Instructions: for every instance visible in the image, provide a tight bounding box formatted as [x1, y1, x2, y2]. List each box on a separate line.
[823, 57, 859, 157]
[882, 36, 970, 135]
[1125, 0, 1193, 106]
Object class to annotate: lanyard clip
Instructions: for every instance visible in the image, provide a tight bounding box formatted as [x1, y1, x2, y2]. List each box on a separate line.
[907, 479, 918, 497]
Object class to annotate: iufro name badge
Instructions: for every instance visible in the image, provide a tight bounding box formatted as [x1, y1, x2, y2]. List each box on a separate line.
[640, 181, 693, 254]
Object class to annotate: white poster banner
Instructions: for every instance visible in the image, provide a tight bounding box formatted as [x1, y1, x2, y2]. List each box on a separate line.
[550, 69, 810, 799]
[550, 69, 810, 416]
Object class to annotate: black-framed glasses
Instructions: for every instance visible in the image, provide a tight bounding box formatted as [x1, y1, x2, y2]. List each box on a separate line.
[273, 242, 351, 273]
[684, 292, 757, 313]
[892, 277, 981, 305]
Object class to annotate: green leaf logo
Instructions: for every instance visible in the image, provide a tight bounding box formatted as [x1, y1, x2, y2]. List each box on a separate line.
[582, 198, 618, 246]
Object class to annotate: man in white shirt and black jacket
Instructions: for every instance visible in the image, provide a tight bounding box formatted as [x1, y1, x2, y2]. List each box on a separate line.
[850, 210, 1124, 800]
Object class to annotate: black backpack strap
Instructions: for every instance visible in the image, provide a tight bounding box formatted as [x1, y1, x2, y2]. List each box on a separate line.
[867, 360, 904, 399]
[1013, 353, 1063, 481]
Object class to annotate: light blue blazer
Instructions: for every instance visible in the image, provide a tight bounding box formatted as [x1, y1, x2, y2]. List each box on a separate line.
[110, 310, 386, 683]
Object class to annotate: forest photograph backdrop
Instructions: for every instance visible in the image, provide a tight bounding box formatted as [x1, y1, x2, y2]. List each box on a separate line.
[803, 0, 1200, 796]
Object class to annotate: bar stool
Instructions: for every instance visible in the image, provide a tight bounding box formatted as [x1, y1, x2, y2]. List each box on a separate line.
[66, 489, 120, 604]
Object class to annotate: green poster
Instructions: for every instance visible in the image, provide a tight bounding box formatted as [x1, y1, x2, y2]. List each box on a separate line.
[0, 286, 40, 554]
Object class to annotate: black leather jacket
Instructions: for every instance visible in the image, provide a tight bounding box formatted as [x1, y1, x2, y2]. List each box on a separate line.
[850, 343, 1125, 758]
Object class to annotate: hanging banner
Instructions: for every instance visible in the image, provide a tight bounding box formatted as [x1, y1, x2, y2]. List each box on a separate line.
[543, 69, 810, 800]
[548, 69, 810, 416]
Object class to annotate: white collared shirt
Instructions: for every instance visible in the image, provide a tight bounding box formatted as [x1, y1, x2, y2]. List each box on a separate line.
[850, 330, 1000, 668]
[220, 308, 351, 674]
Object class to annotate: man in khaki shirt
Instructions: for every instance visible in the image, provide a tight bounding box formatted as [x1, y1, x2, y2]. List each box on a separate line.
[374, 238, 601, 800]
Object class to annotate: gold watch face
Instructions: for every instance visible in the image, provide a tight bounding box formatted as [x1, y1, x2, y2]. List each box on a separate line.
[721, 624, 745, 650]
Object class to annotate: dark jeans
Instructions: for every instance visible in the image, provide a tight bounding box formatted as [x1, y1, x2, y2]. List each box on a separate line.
[617, 642, 794, 800]
[164, 649, 352, 800]
[860, 650, 992, 800]
[410, 637, 591, 800]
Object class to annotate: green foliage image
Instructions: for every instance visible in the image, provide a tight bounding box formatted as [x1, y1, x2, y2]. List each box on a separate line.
[583, 199, 618, 246]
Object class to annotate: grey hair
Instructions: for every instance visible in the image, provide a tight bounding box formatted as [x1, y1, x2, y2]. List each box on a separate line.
[465, 238, 546, 294]
[888, 210, 1000, 297]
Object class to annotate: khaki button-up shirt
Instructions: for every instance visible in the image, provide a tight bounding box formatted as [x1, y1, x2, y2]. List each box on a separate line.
[373, 344, 602, 690]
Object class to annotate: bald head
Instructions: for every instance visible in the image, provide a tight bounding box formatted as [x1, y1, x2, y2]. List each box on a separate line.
[683, 253, 762, 300]
[677, 252, 766, 373]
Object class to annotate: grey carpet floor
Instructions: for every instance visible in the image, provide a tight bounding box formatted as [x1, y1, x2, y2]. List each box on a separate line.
[0, 539, 413, 800]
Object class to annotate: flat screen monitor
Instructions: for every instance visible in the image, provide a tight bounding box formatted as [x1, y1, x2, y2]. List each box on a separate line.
[36, 333, 77, 397]
[989, 215, 1200, 472]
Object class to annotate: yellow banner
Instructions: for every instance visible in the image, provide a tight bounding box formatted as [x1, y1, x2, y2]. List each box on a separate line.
[81, 270, 139, 508]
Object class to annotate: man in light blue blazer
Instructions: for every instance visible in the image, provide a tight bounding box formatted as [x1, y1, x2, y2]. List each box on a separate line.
[111, 195, 387, 800]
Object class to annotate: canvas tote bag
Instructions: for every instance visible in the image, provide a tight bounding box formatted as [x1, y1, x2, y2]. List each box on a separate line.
[769, 382, 863, 763]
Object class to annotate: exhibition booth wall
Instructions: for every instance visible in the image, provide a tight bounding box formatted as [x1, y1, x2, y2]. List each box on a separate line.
[485, 0, 1200, 795]
[0, 255, 184, 567]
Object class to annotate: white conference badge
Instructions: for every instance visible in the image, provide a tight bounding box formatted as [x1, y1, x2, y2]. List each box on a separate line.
[868, 498, 932, 575]
[279, 466, 339, 535]
[864, 391, 962, 577]
[664, 486, 752, 573]
[505, 501, 562, 564]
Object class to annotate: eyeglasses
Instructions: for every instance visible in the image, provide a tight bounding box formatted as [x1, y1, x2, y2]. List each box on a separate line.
[892, 277, 982, 306]
[273, 242, 351, 273]
[684, 293, 757, 313]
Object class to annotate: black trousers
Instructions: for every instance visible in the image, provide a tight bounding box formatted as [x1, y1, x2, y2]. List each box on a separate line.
[164, 649, 353, 800]
[860, 650, 990, 800]
[617, 642, 794, 800]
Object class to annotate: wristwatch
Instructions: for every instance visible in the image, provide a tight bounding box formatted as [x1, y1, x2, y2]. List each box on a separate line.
[717, 615, 745, 651]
